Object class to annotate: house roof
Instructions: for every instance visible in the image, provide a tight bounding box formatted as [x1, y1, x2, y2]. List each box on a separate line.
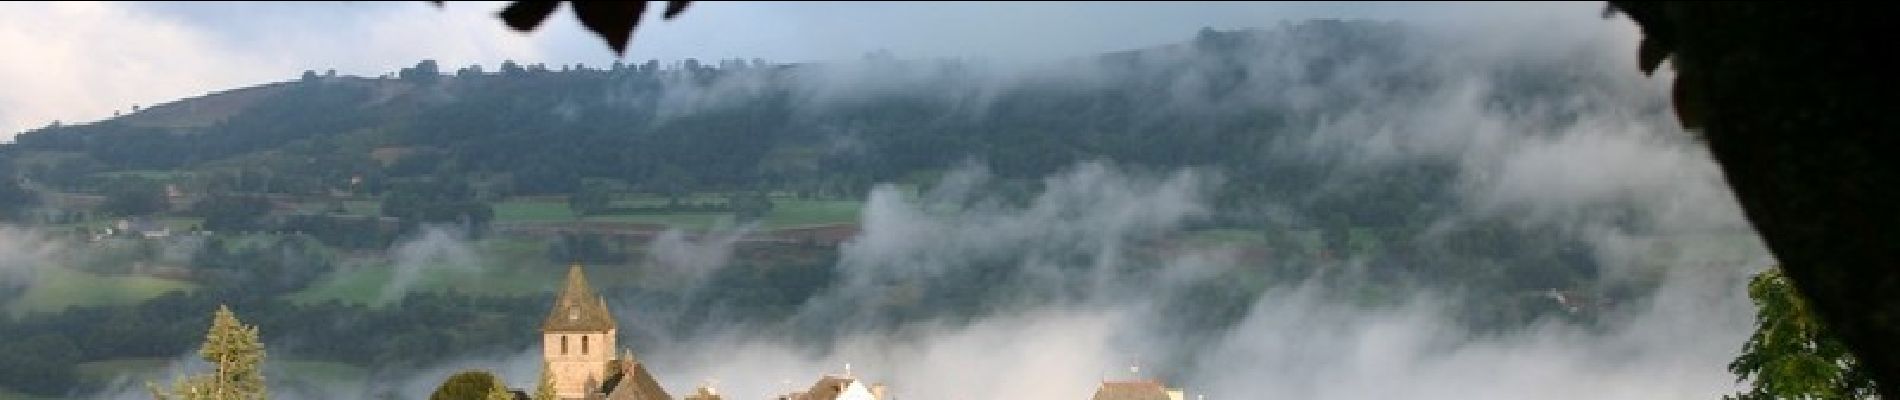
[599, 358, 672, 400]
[543, 263, 618, 332]
[128, 217, 168, 233]
[683, 385, 722, 400]
[805, 376, 853, 400]
[786, 375, 878, 400]
[1091, 380, 1173, 400]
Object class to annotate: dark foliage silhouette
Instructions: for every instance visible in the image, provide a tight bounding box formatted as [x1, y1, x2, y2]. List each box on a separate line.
[1608, 2, 1900, 397]
[452, 0, 692, 56]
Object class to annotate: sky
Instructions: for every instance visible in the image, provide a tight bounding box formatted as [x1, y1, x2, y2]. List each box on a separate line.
[0, 1, 1606, 140]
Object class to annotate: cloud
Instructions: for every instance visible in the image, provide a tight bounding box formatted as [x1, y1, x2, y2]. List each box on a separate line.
[645, 226, 752, 291]
[609, 148, 1756, 400]
[0, 226, 60, 290]
[832, 162, 1210, 293]
[1189, 263, 1756, 400]
[1, 2, 1619, 139]
[0, 1, 544, 139]
[0, 2, 269, 139]
[571, 11, 1764, 400]
[376, 226, 483, 304]
[653, 308, 1131, 400]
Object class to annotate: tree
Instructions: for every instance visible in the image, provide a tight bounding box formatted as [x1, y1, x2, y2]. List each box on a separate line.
[534, 363, 557, 400]
[728, 191, 774, 222]
[192, 195, 273, 232]
[104, 179, 169, 216]
[1320, 213, 1351, 260]
[500, 60, 526, 76]
[402, 59, 442, 83]
[150, 304, 268, 400]
[0, 334, 80, 395]
[647, 164, 694, 207]
[0, 175, 38, 222]
[569, 179, 614, 217]
[381, 178, 494, 233]
[429, 370, 514, 400]
[1727, 266, 1878, 399]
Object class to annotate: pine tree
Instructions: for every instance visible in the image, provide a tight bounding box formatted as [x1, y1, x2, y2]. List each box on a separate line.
[150, 304, 268, 400]
[534, 362, 558, 400]
[1727, 267, 1878, 399]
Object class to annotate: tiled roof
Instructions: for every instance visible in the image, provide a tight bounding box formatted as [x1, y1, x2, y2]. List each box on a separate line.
[1091, 380, 1172, 400]
[600, 359, 672, 400]
[802, 376, 854, 400]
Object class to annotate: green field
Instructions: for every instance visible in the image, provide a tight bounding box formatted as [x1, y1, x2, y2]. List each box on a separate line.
[491, 200, 576, 222]
[581, 200, 863, 229]
[340, 200, 380, 216]
[311, 193, 865, 231]
[52, 217, 206, 233]
[286, 235, 691, 306]
[288, 259, 558, 306]
[4, 266, 197, 316]
[88, 170, 194, 181]
[0, 387, 57, 400]
[608, 192, 733, 208]
[757, 199, 863, 228]
[287, 238, 650, 306]
[492, 196, 863, 230]
[582, 211, 732, 230]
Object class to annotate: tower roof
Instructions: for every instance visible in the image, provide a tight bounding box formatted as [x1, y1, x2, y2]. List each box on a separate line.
[543, 263, 617, 332]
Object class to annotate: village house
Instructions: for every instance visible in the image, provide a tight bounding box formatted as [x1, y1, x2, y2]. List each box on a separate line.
[114, 217, 170, 239]
[774, 372, 889, 400]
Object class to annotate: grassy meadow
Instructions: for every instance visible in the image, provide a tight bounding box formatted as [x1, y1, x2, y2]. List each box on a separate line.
[4, 266, 196, 317]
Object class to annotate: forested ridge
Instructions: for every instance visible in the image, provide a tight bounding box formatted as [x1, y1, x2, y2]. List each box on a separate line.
[0, 20, 1710, 398]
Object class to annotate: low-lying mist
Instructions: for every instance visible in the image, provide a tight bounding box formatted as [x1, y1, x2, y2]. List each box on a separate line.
[589, 13, 1759, 400]
[52, 11, 1779, 400]
[0, 227, 58, 290]
[377, 226, 482, 304]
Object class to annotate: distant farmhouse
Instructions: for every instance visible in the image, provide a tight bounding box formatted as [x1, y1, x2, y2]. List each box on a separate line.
[114, 216, 171, 239]
[542, 263, 671, 400]
[1091, 379, 1185, 400]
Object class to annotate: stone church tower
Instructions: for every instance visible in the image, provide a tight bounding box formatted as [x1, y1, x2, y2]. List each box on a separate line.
[544, 263, 619, 399]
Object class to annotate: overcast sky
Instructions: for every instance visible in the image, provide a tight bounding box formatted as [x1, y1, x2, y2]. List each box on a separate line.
[0, 1, 1610, 139]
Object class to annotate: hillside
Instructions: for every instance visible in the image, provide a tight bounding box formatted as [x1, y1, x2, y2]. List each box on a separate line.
[0, 20, 1751, 398]
[0, 17, 1712, 317]
[0, 18, 1701, 326]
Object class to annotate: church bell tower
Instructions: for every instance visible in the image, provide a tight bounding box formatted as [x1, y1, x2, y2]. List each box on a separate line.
[543, 263, 618, 399]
